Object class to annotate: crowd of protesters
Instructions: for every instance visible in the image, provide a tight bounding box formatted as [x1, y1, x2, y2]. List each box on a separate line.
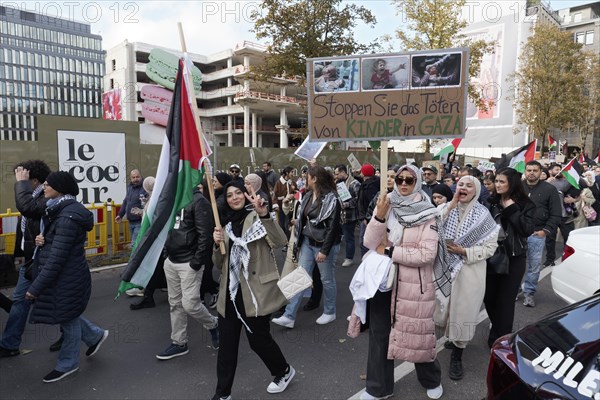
[1, 154, 599, 400]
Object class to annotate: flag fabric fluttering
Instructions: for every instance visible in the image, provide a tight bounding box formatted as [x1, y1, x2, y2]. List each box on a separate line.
[494, 140, 537, 173]
[118, 57, 208, 295]
[561, 157, 583, 189]
[548, 136, 557, 151]
[433, 138, 462, 161]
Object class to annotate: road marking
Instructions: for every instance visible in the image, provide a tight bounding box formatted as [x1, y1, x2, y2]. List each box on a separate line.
[347, 265, 556, 399]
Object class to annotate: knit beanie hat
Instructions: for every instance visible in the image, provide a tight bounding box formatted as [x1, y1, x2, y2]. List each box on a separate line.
[215, 172, 232, 186]
[46, 171, 79, 196]
[245, 173, 262, 192]
[431, 183, 453, 203]
[361, 163, 375, 177]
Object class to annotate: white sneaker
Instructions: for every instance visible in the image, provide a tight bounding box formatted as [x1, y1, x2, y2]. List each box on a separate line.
[266, 365, 295, 393]
[427, 384, 443, 399]
[316, 313, 336, 325]
[342, 258, 354, 267]
[359, 391, 393, 400]
[272, 315, 295, 328]
[126, 288, 144, 297]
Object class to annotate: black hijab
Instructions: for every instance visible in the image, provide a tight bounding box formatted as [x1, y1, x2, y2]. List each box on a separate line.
[220, 180, 251, 237]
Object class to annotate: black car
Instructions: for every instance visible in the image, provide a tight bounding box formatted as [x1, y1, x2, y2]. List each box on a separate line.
[487, 293, 600, 399]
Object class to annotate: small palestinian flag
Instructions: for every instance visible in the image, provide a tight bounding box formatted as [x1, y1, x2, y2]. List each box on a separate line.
[548, 136, 557, 151]
[495, 140, 537, 173]
[433, 138, 462, 161]
[561, 157, 583, 189]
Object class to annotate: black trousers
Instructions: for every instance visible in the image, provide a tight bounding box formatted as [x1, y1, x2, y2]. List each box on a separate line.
[200, 261, 219, 299]
[142, 254, 166, 300]
[484, 254, 526, 347]
[214, 292, 288, 398]
[544, 217, 574, 264]
[307, 263, 322, 305]
[0, 292, 12, 313]
[366, 290, 441, 397]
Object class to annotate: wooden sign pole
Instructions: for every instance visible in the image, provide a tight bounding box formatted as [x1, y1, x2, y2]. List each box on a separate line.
[380, 140, 388, 195]
[178, 22, 225, 255]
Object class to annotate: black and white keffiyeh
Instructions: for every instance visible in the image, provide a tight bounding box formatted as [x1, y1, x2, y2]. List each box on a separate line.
[442, 176, 499, 277]
[225, 218, 267, 332]
[308, 191, 340, 226]
[20, 184, 44, 244]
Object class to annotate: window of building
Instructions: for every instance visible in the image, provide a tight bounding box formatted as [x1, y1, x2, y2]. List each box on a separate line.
[573, 12, 582, 23]
[576, 32, 585, 43]
[111, 59, 116, 71]
[585, 31, 594, 45]
[110, 78, 114, 89]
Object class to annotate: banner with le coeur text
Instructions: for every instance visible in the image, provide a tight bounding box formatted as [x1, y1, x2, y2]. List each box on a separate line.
[307, 48, 469, 142]
[57, 130, 126, 205]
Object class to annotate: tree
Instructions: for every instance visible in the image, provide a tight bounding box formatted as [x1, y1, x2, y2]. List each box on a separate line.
[251, 0, 377, 82]
[511, 24, 587, 152]
[388, 0, 496, 152]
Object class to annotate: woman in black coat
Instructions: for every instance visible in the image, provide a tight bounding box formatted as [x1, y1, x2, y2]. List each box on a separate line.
[484, 168, 535, 348]
[25, 172, 108, 383]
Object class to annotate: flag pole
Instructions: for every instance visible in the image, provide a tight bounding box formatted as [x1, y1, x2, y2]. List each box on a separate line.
[178, 22, 225, 255]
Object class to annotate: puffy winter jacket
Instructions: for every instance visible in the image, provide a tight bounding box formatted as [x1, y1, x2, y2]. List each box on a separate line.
[29, 199, 94, 325]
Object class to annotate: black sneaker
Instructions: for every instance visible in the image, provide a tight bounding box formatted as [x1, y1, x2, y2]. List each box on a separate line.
[266, 364, 295, 393]
[544, 261, 556, 267]
[130, 298, 156, 310]
[49, 334, 64, 352]
[209, 327, 220, 350]
[42, 367, 79, 383]
[86, 330, 109, 357]
[0, 346, 20, 358]
[156, 343, 189, 360]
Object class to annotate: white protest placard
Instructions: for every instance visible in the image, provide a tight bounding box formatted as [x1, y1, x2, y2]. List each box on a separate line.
[406, 158, 416, 166]
[336, 182, 352, 202]
[294, 136, 327, 161]
[57, 130, 126, 205]
[347, 153, 362, 171]
[477, 160, 496, 173]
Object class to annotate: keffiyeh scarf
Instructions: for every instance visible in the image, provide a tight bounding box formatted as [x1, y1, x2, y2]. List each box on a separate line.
[225, 218, 267, 332]
[20, 184, 45, 247]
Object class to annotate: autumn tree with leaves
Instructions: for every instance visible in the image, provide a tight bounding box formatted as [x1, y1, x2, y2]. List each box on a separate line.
[387, 0, 495, 152]
[251, 0, 376, 82]
[575, 53, 600, 153]
[511, 24, 587, 152]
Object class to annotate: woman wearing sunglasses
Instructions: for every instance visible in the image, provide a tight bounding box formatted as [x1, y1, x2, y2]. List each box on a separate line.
[356, 164, 450, 400]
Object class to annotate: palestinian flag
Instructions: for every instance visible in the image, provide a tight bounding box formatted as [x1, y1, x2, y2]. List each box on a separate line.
[561, 157, 583, 189]
[433, 138, 462, 161]
[118, 56, 209, 295]
[495, 140, 537, 173]
[548, 136, 557, 151]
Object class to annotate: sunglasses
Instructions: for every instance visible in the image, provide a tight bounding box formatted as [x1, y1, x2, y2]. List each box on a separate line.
[395, 177, 416, 186]
[230, 170, 240, 174]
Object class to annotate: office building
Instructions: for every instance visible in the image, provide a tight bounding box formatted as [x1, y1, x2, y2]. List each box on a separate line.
[0, 5, 104, 141]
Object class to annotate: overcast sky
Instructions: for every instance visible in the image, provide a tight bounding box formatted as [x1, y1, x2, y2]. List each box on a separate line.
[7, 0, 593, 54]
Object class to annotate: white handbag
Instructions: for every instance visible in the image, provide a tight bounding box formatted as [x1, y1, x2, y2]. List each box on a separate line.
[277, 265, 313, 300]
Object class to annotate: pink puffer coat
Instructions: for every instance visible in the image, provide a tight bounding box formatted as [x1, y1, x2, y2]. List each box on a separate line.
[363, 215, 439, 364]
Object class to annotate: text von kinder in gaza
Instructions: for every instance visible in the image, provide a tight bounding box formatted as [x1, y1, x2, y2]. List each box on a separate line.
[312, 92, 461, 121]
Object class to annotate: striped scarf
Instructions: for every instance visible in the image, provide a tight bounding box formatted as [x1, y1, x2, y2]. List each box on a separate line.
[225, 217, 267, 332]
[20, 184, 45, 245]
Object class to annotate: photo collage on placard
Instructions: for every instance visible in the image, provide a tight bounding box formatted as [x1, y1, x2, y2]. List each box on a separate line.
[313, 52, 462, 93]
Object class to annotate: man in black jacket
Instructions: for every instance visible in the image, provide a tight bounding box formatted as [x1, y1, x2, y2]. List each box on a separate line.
[1, 160, 59, 357]
[521, 161, 562, 307]
[156, 186, 219, 360]
[115, 169, 146, 246]
[357, 163, 380, 257]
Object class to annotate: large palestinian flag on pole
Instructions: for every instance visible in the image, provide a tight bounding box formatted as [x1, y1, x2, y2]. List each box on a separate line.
[118, 57, 208, 295]
[433, 138, 462, 161]
[561, 157, 583, 189]
[494, 140, 537, 173]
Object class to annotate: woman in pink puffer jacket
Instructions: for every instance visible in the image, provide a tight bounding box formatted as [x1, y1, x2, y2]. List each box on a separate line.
[350, 164, 451, 400]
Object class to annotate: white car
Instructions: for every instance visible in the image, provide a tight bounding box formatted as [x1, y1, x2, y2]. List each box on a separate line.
[551, 225, 600, 304]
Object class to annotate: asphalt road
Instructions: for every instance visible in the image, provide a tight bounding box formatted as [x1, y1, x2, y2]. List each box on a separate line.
[0, 237, 568, 400]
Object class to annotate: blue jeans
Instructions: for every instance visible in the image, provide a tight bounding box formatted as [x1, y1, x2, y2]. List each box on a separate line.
[0, 266, 33, 349]
[129, 221, 141, 245]
[283, 241, 340, 319]
[57, 316, 104, 372]
[342, 221, 357, 260]
[524, 235, 545, 296]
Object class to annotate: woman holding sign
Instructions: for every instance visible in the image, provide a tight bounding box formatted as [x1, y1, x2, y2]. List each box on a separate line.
[272, 165, 342, 328]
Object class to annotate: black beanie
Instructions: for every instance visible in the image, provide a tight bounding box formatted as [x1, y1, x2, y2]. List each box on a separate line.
[431, 183, 453, 203]
[46, 171, 79, 196]
[215, 172, 232, 186]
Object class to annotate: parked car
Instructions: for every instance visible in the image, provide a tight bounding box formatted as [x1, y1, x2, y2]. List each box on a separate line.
[486, 293, 600, 400]
[551, 225, 600, 305]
